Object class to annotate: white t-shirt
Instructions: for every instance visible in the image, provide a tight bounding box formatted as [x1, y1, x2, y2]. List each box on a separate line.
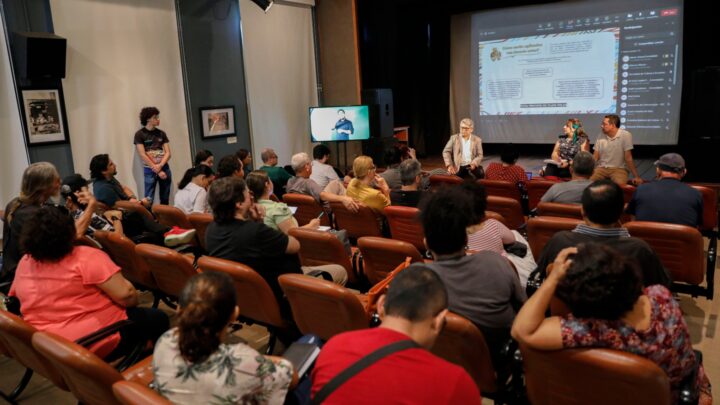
[173, 182, 208, 214]
[461, 136, 473, 166]
[310, 160, 340, 190]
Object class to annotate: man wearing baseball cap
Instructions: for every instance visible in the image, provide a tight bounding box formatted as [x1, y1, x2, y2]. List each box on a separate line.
[626, 153, 703, 227]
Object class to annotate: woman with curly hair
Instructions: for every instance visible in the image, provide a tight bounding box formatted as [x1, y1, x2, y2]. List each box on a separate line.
[152, 272, 293, 404]
[542, 118, 590, 178]
[512, 244, 712, 404]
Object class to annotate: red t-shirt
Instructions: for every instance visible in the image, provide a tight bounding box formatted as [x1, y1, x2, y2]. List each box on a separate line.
[485, 162, 528, 185]
[311, 328, 481, 404]
[10, 246, 127, 358]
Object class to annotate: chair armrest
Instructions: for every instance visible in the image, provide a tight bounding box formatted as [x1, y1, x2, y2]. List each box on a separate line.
[121, 355, 155, 386]
[75, 320, 134, 347]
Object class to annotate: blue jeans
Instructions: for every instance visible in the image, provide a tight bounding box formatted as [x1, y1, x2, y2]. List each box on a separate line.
[143, 164, 172, 205]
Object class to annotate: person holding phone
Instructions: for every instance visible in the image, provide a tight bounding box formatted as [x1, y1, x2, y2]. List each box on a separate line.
[246, 170, 320, 234]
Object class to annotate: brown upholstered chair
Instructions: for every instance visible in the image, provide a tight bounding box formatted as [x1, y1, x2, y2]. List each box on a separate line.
[690, 184, 718, 233]
[113, 381, 172, 405]
[357, 237, 424, 285]
[479, 179, 522, 204]
[282, 193, 330, 227]
[429, 174, 464, 190]
[330, 201, 383, 239]
[527, 180, 558, 210]
[487, 196, 526, 230]
[31, 331, 154, 405]
[75, 235, 102, 249]
[278, 274, 368, 341]
[521, 345, 671, 405]
[620, 184, 636, 204]
[93, 231, 158, 292]
[430, 312, 505, 399]
[187, 212, 213, 252]
[624, 221, 711, 298]
[135, 244, 198, 299]
[151, 204, 193, 229]
[383, 206, 425, 252]
[0, 310, 68, 401]
[485, 210, 508, 228]
[527, 216, 582, 259]
[197, 256, 290, 353]
[288, 227, 356, 285]
[113, 201, 154, 222]
[536, 201, 583, 219]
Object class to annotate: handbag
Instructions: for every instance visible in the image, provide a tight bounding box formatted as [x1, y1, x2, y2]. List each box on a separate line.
[365, 257, 412, 317]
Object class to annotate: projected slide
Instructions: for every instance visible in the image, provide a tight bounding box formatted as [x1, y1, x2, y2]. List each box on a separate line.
[479, 29, 619, 115]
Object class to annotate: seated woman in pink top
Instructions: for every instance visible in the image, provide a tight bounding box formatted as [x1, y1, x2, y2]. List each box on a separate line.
[10, 206, 169, 359]
[460, 182, 515, 254]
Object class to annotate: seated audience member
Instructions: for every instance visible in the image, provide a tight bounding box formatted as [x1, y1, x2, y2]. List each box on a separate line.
[194, 149, 214, 168]
[542, 118, 590, 178]
[512, 244, 712, 404]
[235, 148, 253, 178]
[390, 159, 426, 208]
[63, 174, 191, 247]
[205, 177, 347, 302]
[310, 144, 341, 190]
[2, 163, 95, 290]
[215, 154, 244, 179]
[484, 144, 528, 187]
[380, 144, 416, 190]
[174, 165, 213, 214]
[9, 206, 169, 359]
[246, 170, 320, 233]
[540, 151, 595, 204]
[461, 182, 515, 255]
[346, 155, 390, 213]
[534, 180, 671, 287]
[153, 271, 292, 404]
[259, 148, 293, 198]
[626, 153, 702, 228]
[90, 154, 151, 208]
[311, 266, 481, 404]
[417, 186, 526, 368]
[286, 152, 359, 212]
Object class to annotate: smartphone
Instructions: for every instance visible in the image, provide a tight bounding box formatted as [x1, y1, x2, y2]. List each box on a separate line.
[317, 211, 325, 219]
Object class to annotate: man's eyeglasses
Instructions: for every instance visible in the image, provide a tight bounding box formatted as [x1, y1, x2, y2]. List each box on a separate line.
[460, 126, 472, 130]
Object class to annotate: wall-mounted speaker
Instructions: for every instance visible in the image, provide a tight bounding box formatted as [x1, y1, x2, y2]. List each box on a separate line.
[11, 32, 67, 79]
[361, 88, 394, 138]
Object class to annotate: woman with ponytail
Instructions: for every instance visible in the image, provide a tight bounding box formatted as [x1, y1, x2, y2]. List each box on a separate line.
[152, 272, 293, 404]
[173, 165, 213, 214]
[542, 118, 590, 178]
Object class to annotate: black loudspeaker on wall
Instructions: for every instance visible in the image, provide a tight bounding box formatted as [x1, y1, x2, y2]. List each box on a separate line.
[11, 32, 67, 79]
[361, 88, 394, 138]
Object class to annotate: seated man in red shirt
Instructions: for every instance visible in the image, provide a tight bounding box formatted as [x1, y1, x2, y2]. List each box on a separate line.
[311, 266, 481, 404]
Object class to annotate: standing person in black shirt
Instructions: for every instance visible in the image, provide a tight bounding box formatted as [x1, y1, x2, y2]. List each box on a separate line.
[134, 106, 172, 204]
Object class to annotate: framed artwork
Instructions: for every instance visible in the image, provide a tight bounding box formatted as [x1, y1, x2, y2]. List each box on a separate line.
[200, 106, 235, 138]
[20, 88, 69, 145]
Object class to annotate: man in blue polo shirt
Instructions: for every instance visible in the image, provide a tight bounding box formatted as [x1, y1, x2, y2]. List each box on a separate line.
[626, 153, 703, 228]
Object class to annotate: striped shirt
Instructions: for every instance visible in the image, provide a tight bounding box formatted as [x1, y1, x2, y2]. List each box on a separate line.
[467, 219, 510, 255]
[572, 223, 630, 238]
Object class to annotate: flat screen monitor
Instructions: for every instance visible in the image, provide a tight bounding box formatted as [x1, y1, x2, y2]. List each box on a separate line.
[309, 105, 370, 142]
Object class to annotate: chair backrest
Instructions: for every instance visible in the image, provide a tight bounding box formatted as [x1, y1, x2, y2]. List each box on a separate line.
[383, 205, 425, 252]
[527, 180, 558, 210]
[197, 256, 286, 329]
[623, 221, 705, 285]
[0, 310, 68, 390]
[521, 345, 671, 405]
[113, 201, 154, 222]
[478, 179, 522, 203]
[536, 201, 583, 220]
[113, 381, 172, 405]
[151, 204, 193, 229]
[288, 227, 355, 284]
[487, 196, 525, 230]
[187, 212, 213, 251]
[429, 174, 464, 190]
[330, 201, 383, 239]
[282, 193, 330, 227]
[93, 231, 157, 290]
[690, 184, 718, 232]
[135, 244, 197, 298]
[357, 237, 424, 285]
[278, 274, 368, 341]
[527, 216, 583, 259]
[620, 184, 636, 204]
[32, 331, 124, 405]
[430, 312, 497, 394]
[483, 210, 508, 228]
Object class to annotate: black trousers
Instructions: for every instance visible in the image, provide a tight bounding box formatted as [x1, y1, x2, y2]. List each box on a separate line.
[457, 164, 485, 179]
[105, 307, 170, 361]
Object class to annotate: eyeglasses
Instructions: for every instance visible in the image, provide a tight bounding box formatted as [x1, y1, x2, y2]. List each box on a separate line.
[460, 126, 472, 130]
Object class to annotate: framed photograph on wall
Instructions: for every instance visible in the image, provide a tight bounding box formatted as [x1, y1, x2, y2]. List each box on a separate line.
[20, 88, 69, 145]
[200, 106, 235, 138]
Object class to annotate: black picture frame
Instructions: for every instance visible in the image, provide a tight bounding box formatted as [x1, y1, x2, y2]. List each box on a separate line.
[200, 106, 236, 138]
[19, 87, 70, 145]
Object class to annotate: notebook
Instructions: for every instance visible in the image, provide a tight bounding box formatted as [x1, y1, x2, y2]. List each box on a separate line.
[317, 225, 331, 232]
[282, 342, 322, 377]
[288, 206, 298, 214]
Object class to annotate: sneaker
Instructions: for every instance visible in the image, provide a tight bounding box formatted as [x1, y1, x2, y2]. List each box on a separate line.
[164, 226, 196, 247]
